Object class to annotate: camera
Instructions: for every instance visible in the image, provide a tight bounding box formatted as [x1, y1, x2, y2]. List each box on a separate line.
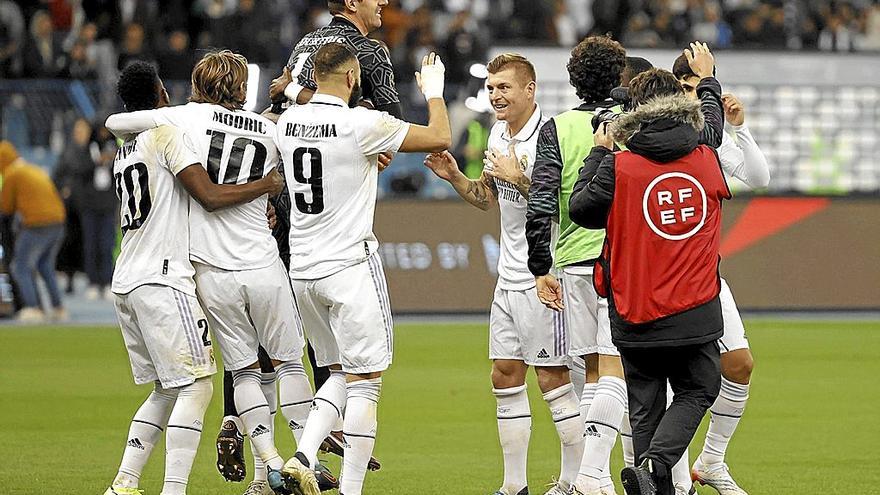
[591, 108, 619, 133]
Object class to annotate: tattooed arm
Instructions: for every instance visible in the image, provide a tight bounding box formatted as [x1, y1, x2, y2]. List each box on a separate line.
[424, 151, 497, 211]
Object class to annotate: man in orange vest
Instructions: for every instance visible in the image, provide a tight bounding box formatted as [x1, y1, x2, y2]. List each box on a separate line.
[0, 141, 67, 322]
[568, 43, 728, 495]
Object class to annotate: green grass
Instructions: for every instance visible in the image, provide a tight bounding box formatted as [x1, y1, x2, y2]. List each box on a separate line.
[1, 320, 879, 494]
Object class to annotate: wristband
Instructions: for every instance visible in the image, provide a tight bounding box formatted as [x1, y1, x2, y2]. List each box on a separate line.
[284, 82, 305, 103]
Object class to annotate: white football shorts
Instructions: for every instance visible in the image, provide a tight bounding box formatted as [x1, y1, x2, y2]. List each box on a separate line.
[114, 284, 217, 388]
[194, 258, 305, 371]
[719, 278, 749, 353]
[561, 266, 619, 357]
[489, 284, 569, 366]
[292, 252, 393, 374]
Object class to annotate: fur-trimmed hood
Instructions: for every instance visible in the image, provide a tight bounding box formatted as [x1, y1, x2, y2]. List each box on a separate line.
[610, 94, 705, 163]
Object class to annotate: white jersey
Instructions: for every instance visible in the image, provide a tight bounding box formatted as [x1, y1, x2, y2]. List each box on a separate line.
[486, 104, 548, 291]
[275, 93, 410, 279]
[111, 125, 201, 295]
[119, 102, 281, 270]
[717, 123, 771, 190]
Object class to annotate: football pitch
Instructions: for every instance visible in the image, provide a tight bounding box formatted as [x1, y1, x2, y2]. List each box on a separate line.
[1, 319, 878, 494]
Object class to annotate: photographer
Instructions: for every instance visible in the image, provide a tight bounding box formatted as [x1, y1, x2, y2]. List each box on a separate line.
[568, 43, 727, 495]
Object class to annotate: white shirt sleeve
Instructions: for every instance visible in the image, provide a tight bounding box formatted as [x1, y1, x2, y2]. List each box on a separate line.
[731, 124, 771, 189]
[718, 124, 771, 190]
[156, 126, 201, 176]
[718, 130, 744, 178]
[352, 108, 411, 156]
[105, 106, 181, 138]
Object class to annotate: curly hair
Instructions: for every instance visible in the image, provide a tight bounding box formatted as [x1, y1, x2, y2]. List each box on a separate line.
[117, 61, 160, 112]
[567, 36, 626, 104]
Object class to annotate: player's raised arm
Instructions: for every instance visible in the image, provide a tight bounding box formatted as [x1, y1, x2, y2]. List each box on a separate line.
[398, 53, 452, 153]
[424, 151, 497, 211]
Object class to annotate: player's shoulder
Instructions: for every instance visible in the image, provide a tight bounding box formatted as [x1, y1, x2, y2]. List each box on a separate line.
[143, 124, 193, 154]
[240, 109, 277, 131]
[347, 34, 390, 65]
[350, 105, 400, 128]
[489, 119, 507, 137]
[135, 125, 169, 149]
[538, 114, 551, 128]
[487, 119, 508, 146]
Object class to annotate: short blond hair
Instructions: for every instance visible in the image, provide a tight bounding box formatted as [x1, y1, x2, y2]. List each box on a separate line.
[190, 50, 248, 110]
[486, 53, 536, 85]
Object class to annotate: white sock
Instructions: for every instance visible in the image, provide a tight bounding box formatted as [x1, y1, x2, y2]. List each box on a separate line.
[543, 383, 584, 486]
[339, 378, 382, 495]
[494, 385, 530, 494]
[113, 383, 178, 488]
[672, 449, 692, 491]
[233, 369, 282, 470]
[569, 358, 586, 400]
[579, 382, 597, 421]
[333, 414, 344, 432]
[276, 360, 313, 445]
[297, 371, 347, 468]
[251, 439, 267, 483]
[576, 376, 627, 492]
[251, 371, 277, 482]
[251, 397, 276, 483]
[261, 371, 278, 413]
[621, 410, 635, 467]
[700, 378, 749, 466]
[162, 377, 212, 495]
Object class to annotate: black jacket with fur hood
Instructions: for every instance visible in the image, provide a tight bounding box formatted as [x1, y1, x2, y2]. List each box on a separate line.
[568, 77, 725, 347]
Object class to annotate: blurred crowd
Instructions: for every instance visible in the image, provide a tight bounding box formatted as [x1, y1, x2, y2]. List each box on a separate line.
[1, 0, 879, 82]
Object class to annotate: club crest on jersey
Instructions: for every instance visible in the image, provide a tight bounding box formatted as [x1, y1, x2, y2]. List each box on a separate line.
[642, 172, 707, 241]
[518, 154, 529, 172]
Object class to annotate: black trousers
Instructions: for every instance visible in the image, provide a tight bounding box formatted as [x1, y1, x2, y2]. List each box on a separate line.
[222, 344, 332, 417]
[620, 340, 721, 495]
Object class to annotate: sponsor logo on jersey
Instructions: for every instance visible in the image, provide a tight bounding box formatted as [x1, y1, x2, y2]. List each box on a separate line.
[496, 180, 523, 203]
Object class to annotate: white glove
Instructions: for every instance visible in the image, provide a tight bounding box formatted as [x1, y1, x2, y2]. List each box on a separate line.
[415, 52, 445, 101]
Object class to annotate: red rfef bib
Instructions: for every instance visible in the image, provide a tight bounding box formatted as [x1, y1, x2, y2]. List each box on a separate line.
[594, 145, 731, 324]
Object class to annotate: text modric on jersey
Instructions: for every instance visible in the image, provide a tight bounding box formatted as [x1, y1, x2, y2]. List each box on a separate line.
[212, 111, 268, 134]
